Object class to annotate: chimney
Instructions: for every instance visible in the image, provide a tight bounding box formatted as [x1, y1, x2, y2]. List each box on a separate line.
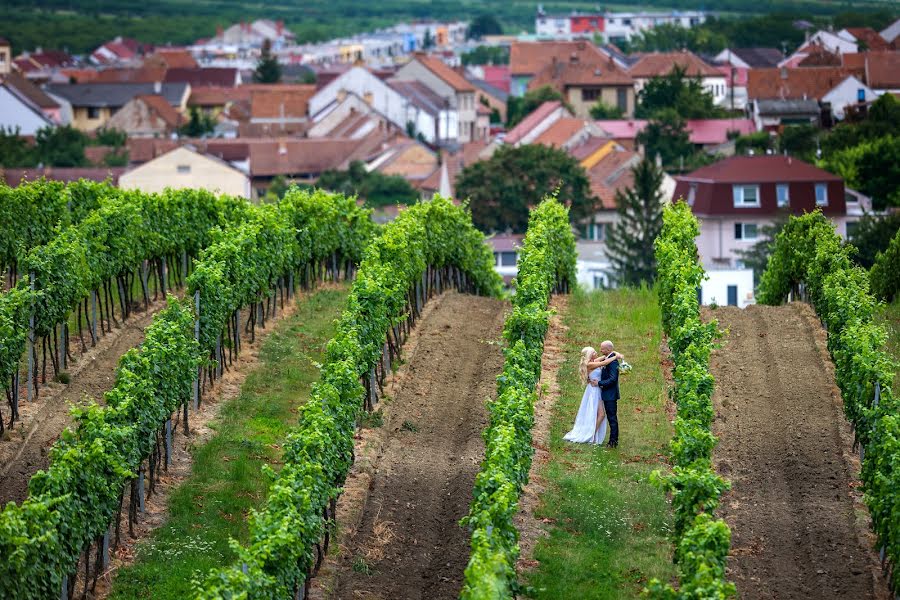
[570, 52, 578, 63]
[780, 67, 788, 79]
[278, 141, 287, 155]
[153, 80, 162, 94]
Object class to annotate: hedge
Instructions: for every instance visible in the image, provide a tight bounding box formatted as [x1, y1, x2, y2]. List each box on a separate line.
[459, 197, 576, 599]
[194, 196, 502, 598]
[647, 202, 734, 599]
[870, 228, 900, 303]
[758, 210, 900, 592]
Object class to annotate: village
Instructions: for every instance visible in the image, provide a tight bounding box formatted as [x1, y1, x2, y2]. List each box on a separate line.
[1, 9, 899, 305]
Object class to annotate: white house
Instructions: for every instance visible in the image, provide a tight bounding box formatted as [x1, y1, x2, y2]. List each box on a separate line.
[0, 79, 53, 135]
[700, 268, 755, 308]
[823, 75, 877, 120]
[120, 146, 252, 199]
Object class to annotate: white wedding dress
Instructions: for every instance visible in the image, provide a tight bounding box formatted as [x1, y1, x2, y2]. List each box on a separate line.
[563, 367, 608, 445]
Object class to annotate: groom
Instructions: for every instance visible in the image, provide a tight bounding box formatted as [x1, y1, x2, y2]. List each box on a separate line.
[596, 340, 620, 448]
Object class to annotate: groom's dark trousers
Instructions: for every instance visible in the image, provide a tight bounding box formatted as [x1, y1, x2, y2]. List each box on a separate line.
[598, 356, 620, 446]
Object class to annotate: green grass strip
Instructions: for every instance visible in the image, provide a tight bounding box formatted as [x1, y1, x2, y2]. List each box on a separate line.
[108, 286, 348, 600]
[524, 287, 675, 599]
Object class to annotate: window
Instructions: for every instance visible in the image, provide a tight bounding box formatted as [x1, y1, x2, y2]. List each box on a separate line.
[581, 222, 605, 241]
[815, 183, 828, 206]
[582, 88, 602, 101]
[734, 259, 746, 269]
[857, 88, 866, 102]
[727, 285, 738, 306]
[500, 251, 517, 267]
[87, 106, 101, 119]
[734, 223, 758, 241]
[846, 221, 859, 238]
[177, 164, 191, 174]
[593, 273, 608, 289]
[776, 184, 789, 208]
[732, 184, 760, 207]
[687, 183, 697, 206]
[616, 87, 627, 111]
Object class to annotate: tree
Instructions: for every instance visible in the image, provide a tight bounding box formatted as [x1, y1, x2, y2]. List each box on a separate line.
[461, 45, 509, 66]
[635, 65, 726, 120]
[179, 106, 217, 138]
[423, 29, 434, 49]
[253, 38, 282, 84]
[605, 158, 666, 285]
[735, 211, 789, 286]
[316, 160, 419, 208]
[589, 101, 624, 119]
[636, 109, 693, 169]
[93, 127, 127, 147]
[34, 125, 88, 167]
[0, 127, 36, 167]
[735, 131, 774, 155]
[506, 85, 570, 128]
[467, 15, 502, 40]
[777, 124, 819, 161]
[455, 144, 595, 233]
[846, 212, 900, 269]
[821, 136, 900, 209]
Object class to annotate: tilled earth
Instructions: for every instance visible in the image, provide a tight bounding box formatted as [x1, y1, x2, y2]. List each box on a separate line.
[708, 303, 887, 600]
[332, 291, 508, 600]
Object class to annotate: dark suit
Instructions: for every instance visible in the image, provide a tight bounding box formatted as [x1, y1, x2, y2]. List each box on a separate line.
[598, 354, 620, 446]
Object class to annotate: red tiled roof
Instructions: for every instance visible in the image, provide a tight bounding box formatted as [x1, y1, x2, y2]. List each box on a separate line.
[504, 100, 563, 145]
[249, 85, 316, 119]
[164, 67, 238, 87]
[679, 155, 841, 183]
[1, 72, 59, 109]
[482, 65, 511, 93]
[248, 135, 385, 177]
[188, 86, 251, 106]
[586, 145, 639, 209]
[510, 40, 609, 76]
[60, 69, 100, 83]
[843, 51, 900, 89]
[94, 67, 166, 83]
[532, 117, 587, 148]
[527, 59, 633, 93]
[747, 66, 862, 99]
[146, 49, 198, 69]
[628, 51, 721, 78]
[414, 54, 475, 92]
[136, 94, 186, 127]
[595, 118, 756, 145]
[844, 28, 891, 51]
[797, 45, 842, 66]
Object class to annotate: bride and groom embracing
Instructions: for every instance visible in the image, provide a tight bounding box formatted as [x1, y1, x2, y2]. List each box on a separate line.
[564, 341, 625, 448]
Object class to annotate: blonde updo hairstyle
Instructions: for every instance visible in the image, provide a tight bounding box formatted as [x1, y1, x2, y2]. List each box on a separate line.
[579, 346, 597, 385]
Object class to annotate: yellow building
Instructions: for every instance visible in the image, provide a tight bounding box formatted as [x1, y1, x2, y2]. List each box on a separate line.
[45, 82, 190, 131]
[120, 146, 251, 199]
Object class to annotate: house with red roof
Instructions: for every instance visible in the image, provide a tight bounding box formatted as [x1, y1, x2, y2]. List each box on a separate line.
[593, 118, 756, 151]
[395, 53, 481, 142]
[502, 100, 570, 146]
[672, 155, 855, 273]
[104, 94, 186, 137]
[527, 53, 635, 118]
[12, 49, 77, 82]
[628, 50, 728, 106]
[91, 37, 144, 66]
[510, 40, 614, 96]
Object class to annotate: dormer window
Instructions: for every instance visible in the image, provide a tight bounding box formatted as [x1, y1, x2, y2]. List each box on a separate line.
[732, 184, 760, 207]
[776, 184, 789, 208]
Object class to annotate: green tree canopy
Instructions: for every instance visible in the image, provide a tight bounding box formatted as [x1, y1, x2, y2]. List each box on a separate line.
[847, 212, 900, 269]
[589, 101, 624, 119]
[506, 85, 570, 127]
[455, 144, 595, 233]
[316, 160, 419, 208]
[635, 65, 727, 120]
[0, 127, 37, 167]
[253, 38, 282, 84]
[636, 109, 694, 169]
[179, 106, 217, 138]
[461, 45, 509, 66]
[777, 124, 819, 162]
[34, 126, 89, 167]
[467, 15, 503, 40]
[605, 158, 665, 285]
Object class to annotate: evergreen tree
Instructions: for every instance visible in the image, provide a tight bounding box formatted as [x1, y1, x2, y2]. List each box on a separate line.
[605, 158, 665, 285]
[253, 38, 282, 83]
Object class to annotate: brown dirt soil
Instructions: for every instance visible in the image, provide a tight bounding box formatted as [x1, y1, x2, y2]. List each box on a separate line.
[328, 291, 508, 600]
[514, 294, 567, 572]
[0, 299, 168, 506]
[708, 303, 888, 600]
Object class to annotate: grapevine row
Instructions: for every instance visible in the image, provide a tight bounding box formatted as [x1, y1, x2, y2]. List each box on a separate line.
[758, 211, 900, 591]
[648, 201, 734, 599]
[194, 195, 502, 599]
[459, 197, 576, 599]
[0, 187, 375, 598]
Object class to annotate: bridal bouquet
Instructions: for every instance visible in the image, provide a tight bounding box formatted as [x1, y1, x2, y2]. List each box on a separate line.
[620, 359, 633, 374]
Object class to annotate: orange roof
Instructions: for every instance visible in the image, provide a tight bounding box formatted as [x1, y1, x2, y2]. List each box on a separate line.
[527, 59, 633, 93]
[144, 49, 198, 69]
[414, 54, 475, 92]
[584, 144, 639, 210]
[136, 94, 186, 127]
[420, 141, 489, 195]
[533, 118, 588, 148]
[629, 51, 721, 78]
[249, 85, 316, 119]
[844, 28, 891, 51]
[60, 69, 99, 83]
[94, 67, 166, 83]
[510, 40, 609, 76]
[377, 141, 438, 181]
[843, 51, 900, 89]
[504, 100, 564, 145]
[797, 45, 841, 66]
[748, 67, 862, 99]
[188, 86, 251, 106]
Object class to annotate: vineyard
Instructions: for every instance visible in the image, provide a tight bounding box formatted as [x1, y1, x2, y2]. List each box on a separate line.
[0, 178, 897, 600]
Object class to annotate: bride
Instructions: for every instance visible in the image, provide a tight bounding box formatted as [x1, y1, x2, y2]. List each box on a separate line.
[563, 346, 624, 445]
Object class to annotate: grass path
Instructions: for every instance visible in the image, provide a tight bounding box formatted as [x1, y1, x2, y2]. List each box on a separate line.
[876, 299, 900, 396]
[524, 287, 675, 599]
[108, 286, 348, 600]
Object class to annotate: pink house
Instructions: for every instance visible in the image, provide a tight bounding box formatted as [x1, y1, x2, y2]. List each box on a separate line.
[595, 118, 756, 149]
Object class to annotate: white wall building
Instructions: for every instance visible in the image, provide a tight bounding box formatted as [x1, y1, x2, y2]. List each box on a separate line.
[700, 269, 755, 308]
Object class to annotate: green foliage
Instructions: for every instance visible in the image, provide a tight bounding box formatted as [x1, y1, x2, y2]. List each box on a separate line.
[0, 127, 37, 167]
[871, 230, 900, 302]
[589, 101, 624, 120]
[734, 131, 773, 156]
[627, 22, 729, 54]
[648, 202, 734, 599]
[455, 144, 595, 233]
[635, 66, 727, 120]
[848, 212, 900, 269]
[35, 125, 89, 167]
[636, 109, 694, 170]
[93, 128, 127, 148]
[194, 195, 501, 598]
[466, 15, 503, 40]
[461, 44, 509, 66]
[506, 85, 570, 128]
[253, 38, 282, 84]
[777, 124, 819, 162]
[179, 106, 217, 138]
[757, 210, 900, 590]
[734, 211, 789, 286]
[605, 158, 665, 286]
[0, 298, 201, 599]
[316, 160, 420, 208]
[460, 197, 576, 599]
